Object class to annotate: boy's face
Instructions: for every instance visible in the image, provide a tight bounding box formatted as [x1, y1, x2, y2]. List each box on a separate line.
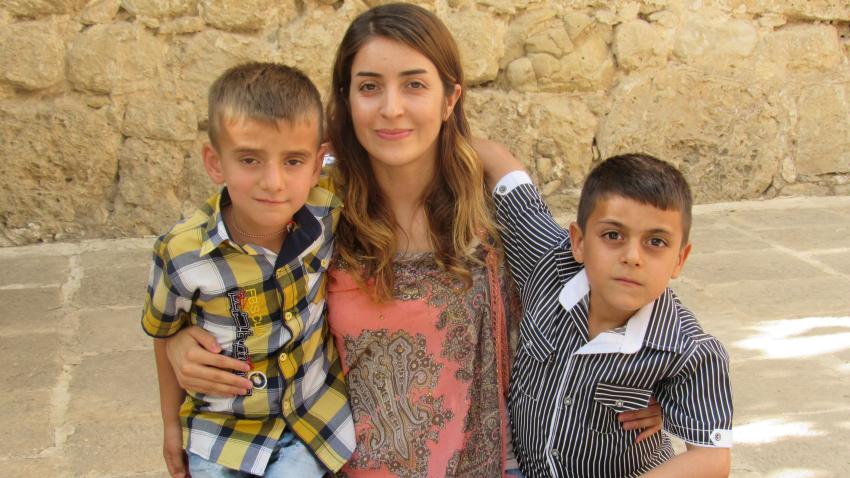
[569, 195, 692, 324]
[203, 115, 323, 236]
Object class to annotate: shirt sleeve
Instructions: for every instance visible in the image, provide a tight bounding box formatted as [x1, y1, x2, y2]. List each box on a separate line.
[141, 236, 192, 338]
[658, 337, 734, 448]
[492, 171, 571, 292]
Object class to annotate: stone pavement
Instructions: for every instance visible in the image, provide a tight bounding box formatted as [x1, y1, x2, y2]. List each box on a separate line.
[1, 195, 849, 477]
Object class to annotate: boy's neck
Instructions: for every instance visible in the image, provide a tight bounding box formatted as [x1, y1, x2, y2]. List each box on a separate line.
[586, 294, 636, 340]
[223, 206, 287, 253]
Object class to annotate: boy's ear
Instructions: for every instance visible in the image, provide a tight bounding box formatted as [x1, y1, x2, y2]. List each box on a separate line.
[311, 143, 328, 186]
[670, 242, 692, 279]
[202, 143, 226, 185]
[569, 222, 586, 264]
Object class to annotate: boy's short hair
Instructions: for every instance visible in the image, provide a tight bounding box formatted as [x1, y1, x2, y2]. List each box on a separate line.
[577, 153, 693, 245]
[207, 62, 323, 149]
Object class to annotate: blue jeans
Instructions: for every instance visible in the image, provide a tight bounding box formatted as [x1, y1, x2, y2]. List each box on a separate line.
[188, 431, 325, 477]
[506, 468, 525, 477]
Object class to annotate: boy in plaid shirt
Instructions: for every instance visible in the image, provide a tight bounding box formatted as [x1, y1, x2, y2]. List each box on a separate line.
[142, 63, 354, 477]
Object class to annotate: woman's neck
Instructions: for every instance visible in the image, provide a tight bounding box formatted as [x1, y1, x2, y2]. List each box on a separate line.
[371, 158, 436, 253]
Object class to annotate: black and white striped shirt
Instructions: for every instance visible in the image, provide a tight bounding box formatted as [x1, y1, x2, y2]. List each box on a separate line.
[494, 172, 733, 478]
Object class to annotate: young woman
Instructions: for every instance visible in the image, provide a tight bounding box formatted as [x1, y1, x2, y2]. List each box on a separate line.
[163, 4, 662, 477]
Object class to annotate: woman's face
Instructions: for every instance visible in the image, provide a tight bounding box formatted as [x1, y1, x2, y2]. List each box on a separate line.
[348, 36, 461, 173]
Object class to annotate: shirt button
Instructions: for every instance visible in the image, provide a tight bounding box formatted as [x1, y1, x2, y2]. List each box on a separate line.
[563, 396, 573, 408]
[279, 352, 287, 361]
[497, 185, 507, 194]
[550, 448, 559, 458]
[320, 259, 329, 268]
[285, 311, 293, 320]
[615, 400, 624, 408]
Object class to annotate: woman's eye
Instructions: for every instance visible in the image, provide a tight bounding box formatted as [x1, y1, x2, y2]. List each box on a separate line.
[358, 82, 378, 92]
[408, 80, 425, 89]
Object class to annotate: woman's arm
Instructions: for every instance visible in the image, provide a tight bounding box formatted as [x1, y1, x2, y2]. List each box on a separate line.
[164, 325, 252, 396]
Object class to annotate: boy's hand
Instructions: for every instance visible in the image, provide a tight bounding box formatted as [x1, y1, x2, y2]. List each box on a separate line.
[618, 397, 663, 444]
[165, 326, 252, 396]
[469, 137, 525, 191]
[163, 422, 188, 478]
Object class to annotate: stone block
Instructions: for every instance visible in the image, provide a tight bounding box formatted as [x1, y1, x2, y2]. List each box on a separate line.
[67, 350, 159, 421]
[533, 27, 615, 92]
[528, 96, 597, 186]
[811, 251, 850, 275]
[158, 15, 205, 34]
[200, 0, 294, 31]
[67, 22, 166, 94]
[795, 83, 850, 176]
[0, 391, 54, 457]
[174, 29, 274, 120]
[65, 416, 165, 476]
[613, 19, 667, 71]
[0, 288, 63, 333]
[78, 307, 152, 355]
[122, 99, 196, 141]
[444, 9, 505, 85]
[0, 98, 121, 244]
[758, 24, 842, 72]
[0, 457, 63, 476]
[685, 249, 824, 285]
[725, 206, 847, 230]
[0, 21, 65, 90]
[757, 223, 850, 251]
[77, 250, 150, 308]
[505, 57, 536, 91]
[707, 276, 850, 318]
[0, 333, 63, 389]
[524, 24, 572, 57]
[738, 0, 850, 21]
[673, 15, 757, 67]
[688, 225, 772, 252]
[597, 68, 781, 202]
[502, 7, 558, 67]
[113, 137, 189, 236]
[80, 0, 120, 24]
[120, 0, 194, 18]
[0, 255, 68, 287]
[5, 0, 87, 16]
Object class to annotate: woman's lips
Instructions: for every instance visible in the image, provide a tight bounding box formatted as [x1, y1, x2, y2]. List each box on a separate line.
[376, 129, 412, 140]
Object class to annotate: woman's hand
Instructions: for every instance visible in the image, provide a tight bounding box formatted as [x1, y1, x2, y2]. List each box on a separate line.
[165, 325, 252, 397]
[618, 397, 663, 444]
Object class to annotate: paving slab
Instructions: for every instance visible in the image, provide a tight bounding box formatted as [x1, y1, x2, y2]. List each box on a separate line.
[64, 417, 166, 477]
[0, 255, 69, 287]
[685, 249, 825, 285]
[0, 287, 64, 333]
[75, 306, 152, 355]
[0, 391, 54, 458]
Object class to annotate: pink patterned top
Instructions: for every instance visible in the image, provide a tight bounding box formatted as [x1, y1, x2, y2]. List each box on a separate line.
[327, 246, 514, 478]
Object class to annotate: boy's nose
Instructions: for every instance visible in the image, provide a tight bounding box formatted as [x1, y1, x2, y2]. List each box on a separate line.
[259, 163, 285, 191]
[621, 241, 642, 266]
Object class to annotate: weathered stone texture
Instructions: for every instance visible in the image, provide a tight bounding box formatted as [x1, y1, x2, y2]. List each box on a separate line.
[673, 15, 758, 68]
[613, 19, 667, 71]
[735, 0, 850, 21]
[200, 0, 295, 31]
[120, 0, 194, 18]
[795, 83, 850, 176]
[67, 23, 165, 94]
[5, 0, 88, 17]
[0, 21, 65, 90]
[0, 98, 121, 244]
[757, 24, 842, 72]
[446, 9, 506, 85]
[122, 99, 196, 141]
[597, 68, 781, 202]
[80, 0, 120, 25]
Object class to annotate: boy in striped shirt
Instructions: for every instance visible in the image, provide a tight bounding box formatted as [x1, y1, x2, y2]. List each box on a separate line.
[481, 146, 733, 477]
[142, 63, 354, 477]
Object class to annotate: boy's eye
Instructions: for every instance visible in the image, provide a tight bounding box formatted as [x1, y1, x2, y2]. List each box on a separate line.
[239, 157, 258, 165]
[285, 158, 304, 166]
[602, 231, 622, 241]
[648, 237, 668, 248]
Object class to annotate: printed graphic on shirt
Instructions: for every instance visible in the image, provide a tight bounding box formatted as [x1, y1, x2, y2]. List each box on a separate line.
[227, 289, 255, 395]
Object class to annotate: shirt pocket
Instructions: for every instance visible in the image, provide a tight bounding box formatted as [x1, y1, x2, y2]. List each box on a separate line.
[587, 382, 653, 434]
[509, 344, 549, 403]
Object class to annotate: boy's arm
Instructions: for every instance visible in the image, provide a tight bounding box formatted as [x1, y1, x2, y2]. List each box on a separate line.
[655, 337, 734, 477]
[471, 137, 577, 292]
[642, 444, 730, 477]
[154, 339, 189, 478]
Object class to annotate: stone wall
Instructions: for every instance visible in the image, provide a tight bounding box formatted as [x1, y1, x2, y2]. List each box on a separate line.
[1, 0, 848, 245]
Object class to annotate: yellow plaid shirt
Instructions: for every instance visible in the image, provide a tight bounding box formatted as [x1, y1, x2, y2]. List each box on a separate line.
[142, 176, 354, 474]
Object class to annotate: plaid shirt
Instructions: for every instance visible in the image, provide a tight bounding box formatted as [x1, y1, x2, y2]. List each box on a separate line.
[142, 176, 355, 474]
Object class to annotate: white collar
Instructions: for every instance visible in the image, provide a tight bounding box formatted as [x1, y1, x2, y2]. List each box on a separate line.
[558, 269, 654, 355]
